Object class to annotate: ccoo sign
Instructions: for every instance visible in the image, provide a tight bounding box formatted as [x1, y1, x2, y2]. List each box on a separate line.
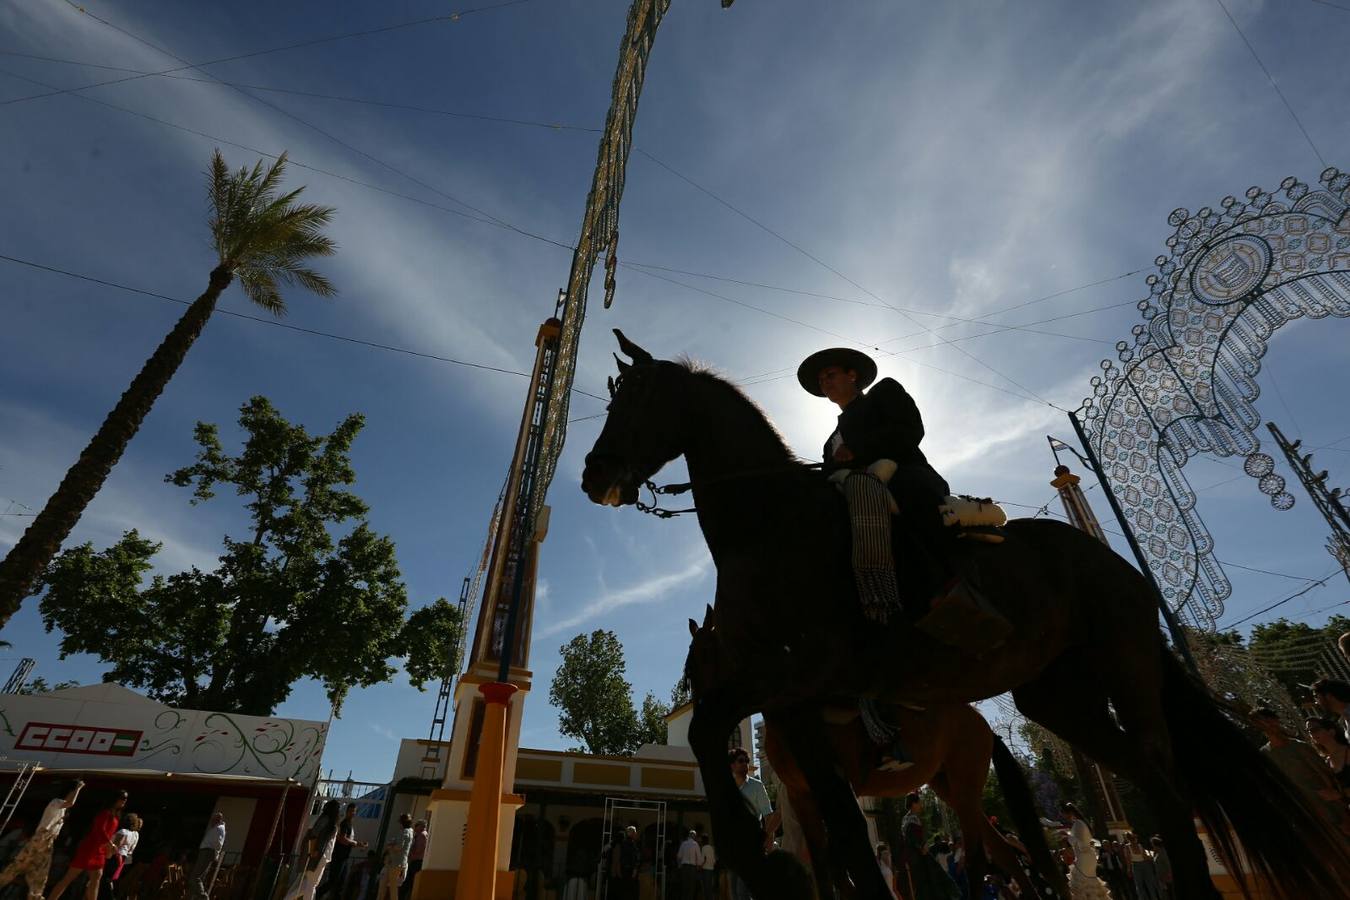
[16, 722, 142, 757]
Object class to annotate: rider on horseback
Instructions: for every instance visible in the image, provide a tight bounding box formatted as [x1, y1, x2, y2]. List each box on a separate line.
[799, 347, 1010, 768]
[799, 347, 1007, 624]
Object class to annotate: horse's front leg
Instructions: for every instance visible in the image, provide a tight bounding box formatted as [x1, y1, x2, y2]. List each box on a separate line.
[689, 696, 814, 900]
[771, 704, 892, 900]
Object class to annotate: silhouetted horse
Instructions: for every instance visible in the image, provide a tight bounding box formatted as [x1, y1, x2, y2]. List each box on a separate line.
[581, 330, 1350, 900]
[687, 611, 1067, 900]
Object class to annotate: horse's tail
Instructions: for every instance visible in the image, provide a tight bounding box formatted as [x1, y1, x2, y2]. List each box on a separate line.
[1160, 649, 1350, 899]
[990, 734, 1067, 898]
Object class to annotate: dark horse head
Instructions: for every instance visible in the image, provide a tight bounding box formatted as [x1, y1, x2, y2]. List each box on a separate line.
[683, 603, 735, 700]
[581, 330, 691, 507]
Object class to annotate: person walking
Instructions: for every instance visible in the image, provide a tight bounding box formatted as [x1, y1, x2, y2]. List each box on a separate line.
[728, 747, 779, 900]
[377, 814, 413, 900]
[897, 793, 958, 900]
[1123, 833, 1159, 900]
[1097, 838, 1131, 900]
[318, 804, 366, 900]
[0, 779, 82, 900]
[49, 790, 128, 900]
[676, 830, 701, 900]
[698, 835, 717, 900]
[1060, 803, 1111, 900]
[604, 826, 640, 900]
[284, 801, 340, 900]
[99, 813, 141, 900]
[398, 820, 427, 900]
[187, 812, 227, 900]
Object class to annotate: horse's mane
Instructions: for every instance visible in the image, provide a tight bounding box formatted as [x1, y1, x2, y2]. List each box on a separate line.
[672, 357, 797, 462]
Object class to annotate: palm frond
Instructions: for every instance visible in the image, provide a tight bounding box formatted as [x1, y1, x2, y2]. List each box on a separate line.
[238, 270, 286, 315]
[206, 149, 337, 311]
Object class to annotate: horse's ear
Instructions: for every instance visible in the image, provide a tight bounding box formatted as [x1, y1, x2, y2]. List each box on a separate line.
[613, 329, 654, 366]
[688, 618, 699, 638]
[613, 353, 631, 376]
[703, 603, 715, 628]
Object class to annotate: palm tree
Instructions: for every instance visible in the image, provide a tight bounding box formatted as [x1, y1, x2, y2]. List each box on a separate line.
[0, 150, 336, 628]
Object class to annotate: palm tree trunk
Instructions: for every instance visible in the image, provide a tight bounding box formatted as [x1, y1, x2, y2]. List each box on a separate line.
[0, 266, 234, 627]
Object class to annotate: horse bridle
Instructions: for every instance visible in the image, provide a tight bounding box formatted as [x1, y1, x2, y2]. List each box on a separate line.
[605, 363, 824, 519]
[635, 461, 825, 519]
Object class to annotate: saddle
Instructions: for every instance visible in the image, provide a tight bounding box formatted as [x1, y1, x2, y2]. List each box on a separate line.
[831, 460, 1011, 651]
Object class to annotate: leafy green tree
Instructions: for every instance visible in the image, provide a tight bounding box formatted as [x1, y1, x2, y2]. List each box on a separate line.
[1246, 616, 1350, 703]
[670, 677, 692, 709]
[17, 676, 80, 695]
[635, 691, 671, 748]
[0, 150, 335, 628]
[399, 597, 467, 690]
[35, 397, 453, 715]
[548, 630, 641, 755]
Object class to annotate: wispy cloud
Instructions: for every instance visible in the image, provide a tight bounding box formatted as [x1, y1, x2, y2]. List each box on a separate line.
[368, 722, 399, 742]
[537, 555, 712, 639]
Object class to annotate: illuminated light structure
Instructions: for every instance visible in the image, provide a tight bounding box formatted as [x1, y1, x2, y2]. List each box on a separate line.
[1069, 168, 1350, 647]
[418, 3, 736, 897]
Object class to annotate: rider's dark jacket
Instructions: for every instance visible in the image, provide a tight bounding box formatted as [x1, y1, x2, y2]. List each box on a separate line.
[822, 377, 949, 513]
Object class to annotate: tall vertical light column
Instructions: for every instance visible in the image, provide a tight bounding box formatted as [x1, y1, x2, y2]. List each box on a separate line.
[1050, 463, 1132, 836]
[415, 319, 558, 900]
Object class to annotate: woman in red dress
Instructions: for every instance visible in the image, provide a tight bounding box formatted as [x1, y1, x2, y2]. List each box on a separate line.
[48, 790, 128, 900]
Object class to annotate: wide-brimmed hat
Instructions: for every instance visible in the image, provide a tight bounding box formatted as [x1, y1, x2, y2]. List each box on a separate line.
[797, 347, 878, 396]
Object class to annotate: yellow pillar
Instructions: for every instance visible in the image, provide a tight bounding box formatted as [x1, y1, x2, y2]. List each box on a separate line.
[455, 682, 518, 900]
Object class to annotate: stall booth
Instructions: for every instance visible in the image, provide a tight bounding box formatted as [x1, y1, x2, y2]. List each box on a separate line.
[0, 683, 327, 900]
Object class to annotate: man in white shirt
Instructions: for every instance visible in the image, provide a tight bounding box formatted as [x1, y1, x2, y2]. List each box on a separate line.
[189, 813, 226, 900]
[698, 836, 717, 900]
[676, 830, 701, 900]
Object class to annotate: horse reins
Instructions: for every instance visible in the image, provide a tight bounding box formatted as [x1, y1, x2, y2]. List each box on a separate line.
[635, 461, 825, 519]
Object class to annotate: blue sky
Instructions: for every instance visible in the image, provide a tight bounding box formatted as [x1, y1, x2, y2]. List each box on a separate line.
[1, 0, 1348, 782]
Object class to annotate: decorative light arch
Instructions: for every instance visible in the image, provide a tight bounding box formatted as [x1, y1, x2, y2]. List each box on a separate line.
[1077, 167, 1350, 632]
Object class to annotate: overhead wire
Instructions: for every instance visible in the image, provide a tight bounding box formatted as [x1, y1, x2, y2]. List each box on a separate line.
[3, 48, 1140, 353]
[0, 70, 1143, 412]
[2, 10, 1158, 416]
[0, 65, 576, 252]
[30, 16, 528, 236]
[0, 251, 610, 404]
[1222, 568, 1344, 629]
[0, 49, 604, 135]
[623, 260, 1119, 346]
[635, 148, 1070, 411]
[2, 0, 537, 106]
[1212, 0, 1326, 168]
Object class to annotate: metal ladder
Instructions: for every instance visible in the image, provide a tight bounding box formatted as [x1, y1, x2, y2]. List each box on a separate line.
[0, 761, 38, 831]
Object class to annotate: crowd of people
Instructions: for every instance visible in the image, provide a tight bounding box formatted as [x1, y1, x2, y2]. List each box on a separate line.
[0, 783, 226, 900]
[0, 786, 422, 900]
